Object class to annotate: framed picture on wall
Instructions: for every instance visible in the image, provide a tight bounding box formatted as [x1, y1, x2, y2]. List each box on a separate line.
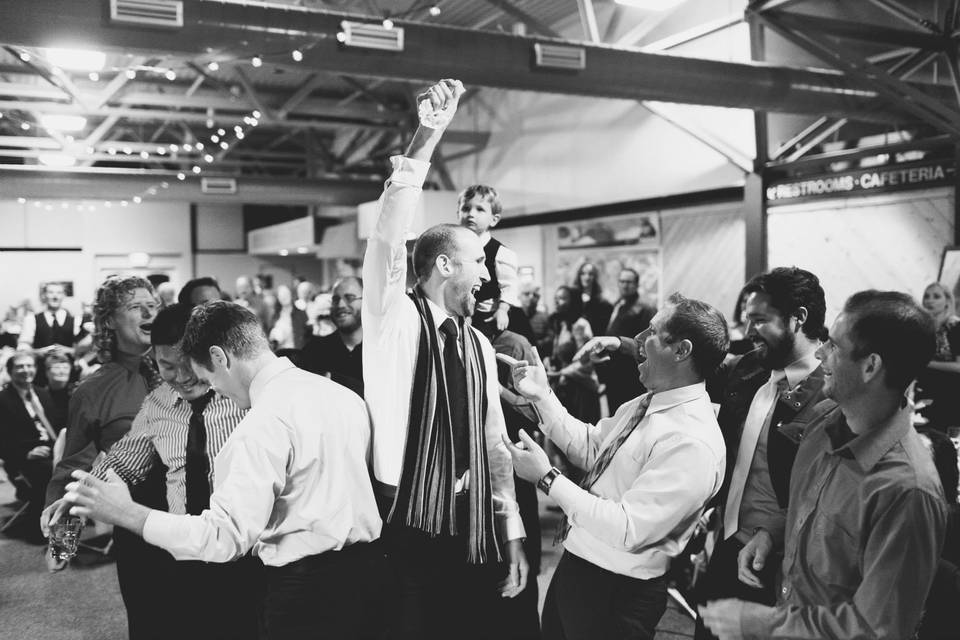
[556, 213, 660, 250]
[938, 246, 960, 300]
[554, 248, 661, 309]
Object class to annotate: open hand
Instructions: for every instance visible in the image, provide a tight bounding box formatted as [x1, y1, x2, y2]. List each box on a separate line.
[501, 429, 551, 484]
[572, 336, 621, 365]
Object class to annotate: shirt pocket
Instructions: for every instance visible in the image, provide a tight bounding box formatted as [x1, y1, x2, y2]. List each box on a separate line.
[808, 510, 859, 592]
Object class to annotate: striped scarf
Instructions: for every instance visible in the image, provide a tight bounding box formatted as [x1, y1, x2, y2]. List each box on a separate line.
[390, 288, 501, 564]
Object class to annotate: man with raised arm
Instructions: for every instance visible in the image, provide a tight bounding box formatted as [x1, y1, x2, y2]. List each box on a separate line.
[362, 78, 527, 640]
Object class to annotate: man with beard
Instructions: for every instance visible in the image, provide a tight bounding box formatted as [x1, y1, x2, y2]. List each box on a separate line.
[689, 267, 831, 639]
[300, 276, 364, 397]
[574, 267, 830, 637]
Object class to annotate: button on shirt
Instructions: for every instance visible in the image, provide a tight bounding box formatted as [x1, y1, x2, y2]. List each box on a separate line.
[361, 155, 524, 543]
[537, 382, 725, 579]
[90, 383, 246, 514]
[741, 405, 947, 640]
[142, 357, 381, 567]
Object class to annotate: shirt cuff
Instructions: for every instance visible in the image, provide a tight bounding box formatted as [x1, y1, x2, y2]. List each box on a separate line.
[499, 511, 526, 543]
[546, 475, 582, 520]
[388, 155, 431, 188]
[532, 389, 567, 433]
[141, 509, 178, 552]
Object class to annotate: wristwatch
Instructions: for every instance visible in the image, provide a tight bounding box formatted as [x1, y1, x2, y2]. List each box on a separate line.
[537, 467, 562, 495]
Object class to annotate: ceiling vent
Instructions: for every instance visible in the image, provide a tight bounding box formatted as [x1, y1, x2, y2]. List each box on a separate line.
[339, 20, 405, 52]
[110, 0, 183, 28]
[201, 177, 237, 195]
[534, 43, 586, 71]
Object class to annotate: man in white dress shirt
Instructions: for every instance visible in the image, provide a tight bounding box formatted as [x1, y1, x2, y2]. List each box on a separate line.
[504, 293, 728, 640]
[64, 300, 383, 640]
[362, 78, 527, 640]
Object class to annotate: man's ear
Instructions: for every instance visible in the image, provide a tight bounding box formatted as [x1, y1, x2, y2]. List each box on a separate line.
[209, 345, 229, 370]
[793, 306, 809, 333]
[436, 254, 456, 277]
[861, 352, 883, 384]
[674, 338, 693, 362]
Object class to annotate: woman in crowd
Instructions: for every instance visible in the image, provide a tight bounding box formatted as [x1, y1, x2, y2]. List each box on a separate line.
[571, 262, 612, 337]
[268, 284, 308, 350]
[916, 282, 960, 432]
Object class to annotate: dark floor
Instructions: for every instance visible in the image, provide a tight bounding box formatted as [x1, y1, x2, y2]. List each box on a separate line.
[0, 475, 693, 639]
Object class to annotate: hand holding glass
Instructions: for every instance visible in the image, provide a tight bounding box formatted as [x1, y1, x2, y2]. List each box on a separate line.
[49, 515, 83, 561]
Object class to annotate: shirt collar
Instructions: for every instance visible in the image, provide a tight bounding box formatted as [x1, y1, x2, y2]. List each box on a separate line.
[115, 349, 147, 374]
[826, 405, 913, 472]
[44, 309, 66, 323]
[424, 295, 457, 336]
[646, 381, 708, 416]
[249, 356, 295, 406]
[779, 351, 821, 389]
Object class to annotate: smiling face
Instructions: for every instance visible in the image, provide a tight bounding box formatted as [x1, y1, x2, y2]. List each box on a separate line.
[331, 278, 363, 333]
[744, 291, 796, 369]
[458, 195, 500, 235]
[816, 313, 863, 403]
[635, 307, 679, 393]
[46, 361, 71, 388]
[443, 229, 489, 318]
[9, 354, 36, 389]
[110, 288, 159, 354]
[190, 350, 249, 408]
[155, 344, 209, 401]
[618, 270, 639, 300]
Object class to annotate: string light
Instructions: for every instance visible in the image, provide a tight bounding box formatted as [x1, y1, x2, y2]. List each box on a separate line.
[382, 18, 394, 29]
[291, 49, 303, 62]
[429, 5, 441, 16]
[207, 61, 220, 72]
[177, 172, 186, 180]
[165, 69, 177, 81]
[125, 69, 136, 80]
[89, 72, 100, 81]
[251, 55, 263, 68]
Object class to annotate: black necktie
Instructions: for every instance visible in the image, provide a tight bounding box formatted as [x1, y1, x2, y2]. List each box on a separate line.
[440, 318, 469, 478]
[50, 315, 61, 331]
[185, 391, 215, 515]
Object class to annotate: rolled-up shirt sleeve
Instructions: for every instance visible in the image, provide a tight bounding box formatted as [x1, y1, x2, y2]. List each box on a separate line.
[549, 428, 721, 551]
[142, 417, 289, 563]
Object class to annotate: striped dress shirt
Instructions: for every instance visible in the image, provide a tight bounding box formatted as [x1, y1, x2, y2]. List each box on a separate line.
[92, 383, 246, 514]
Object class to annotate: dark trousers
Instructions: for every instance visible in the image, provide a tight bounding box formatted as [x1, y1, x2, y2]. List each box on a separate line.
[263, 542, 385, 640]
[18, 457, 52, 539]
[541, 551, 667, 640]
[114, 465, 172, 640]
[377, 492, 516, 640]
[692, 536, 778, 640]
[171, 554, 266, 640]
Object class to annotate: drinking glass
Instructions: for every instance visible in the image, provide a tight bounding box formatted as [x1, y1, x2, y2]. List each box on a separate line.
[49, 515, 83, 561]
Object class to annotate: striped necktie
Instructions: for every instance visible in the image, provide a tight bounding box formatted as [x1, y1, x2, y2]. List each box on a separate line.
[558, 392, 653, 542]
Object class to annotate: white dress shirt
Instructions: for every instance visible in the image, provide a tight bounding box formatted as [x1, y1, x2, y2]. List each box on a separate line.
[143, 357, 381, 566]
[18, 309, 80, 348]
[361, 155, 524, 543]
[536, 382, 725, 579]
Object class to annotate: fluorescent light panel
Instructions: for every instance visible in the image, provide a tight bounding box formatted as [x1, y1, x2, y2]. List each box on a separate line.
[44, 47, 107, 72]
[39, 114, 88, 132]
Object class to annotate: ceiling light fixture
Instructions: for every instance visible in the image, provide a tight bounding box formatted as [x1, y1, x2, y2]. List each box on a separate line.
[613, 0, 685, 9]
[44, 47, 106, 71]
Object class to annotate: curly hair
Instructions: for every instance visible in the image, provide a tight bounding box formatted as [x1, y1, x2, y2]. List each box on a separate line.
[92, 275, 155, 362]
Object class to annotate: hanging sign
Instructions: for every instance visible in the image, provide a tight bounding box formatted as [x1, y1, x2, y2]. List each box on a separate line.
[766, 158, 956, 203]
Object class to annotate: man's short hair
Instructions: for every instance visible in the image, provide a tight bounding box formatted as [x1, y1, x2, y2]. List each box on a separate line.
[179, 301, 269, 370]
[842, 290, 936, 393]
[5, 350, 34, 375]
[619, 268, 639, 283]
[412, 224, 466, 281]
[177, 277, 221, 306]
[151, 303, 193, 347]
[458, 184, 502, 217]
[662, 293, 729, 379]
[42, 282, 64, 295]
[742, 267, 827, 341]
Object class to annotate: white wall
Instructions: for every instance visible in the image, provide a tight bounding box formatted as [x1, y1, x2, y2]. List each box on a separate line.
[768, 188, 954, 321]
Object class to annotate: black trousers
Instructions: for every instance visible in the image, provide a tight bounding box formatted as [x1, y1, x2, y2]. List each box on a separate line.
[692, 536, 778, 640]
[377, 492, 520, 640]
[541, 551, 667, 640]
[170, 554, 266, 640]
[263, 542, 386, 640]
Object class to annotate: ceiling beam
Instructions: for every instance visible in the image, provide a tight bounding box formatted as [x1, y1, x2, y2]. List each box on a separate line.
[0, 0, 941, 124]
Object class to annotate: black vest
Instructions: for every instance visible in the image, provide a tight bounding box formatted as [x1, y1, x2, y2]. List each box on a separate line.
[476, 237, 502, 304]
[34, 312, 75, 348]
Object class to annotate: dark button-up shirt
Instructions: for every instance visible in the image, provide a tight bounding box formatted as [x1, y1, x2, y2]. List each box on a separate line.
[300, 332, 364, 397]
[45, 351, 149, 506]
[743, 404, 947, 640]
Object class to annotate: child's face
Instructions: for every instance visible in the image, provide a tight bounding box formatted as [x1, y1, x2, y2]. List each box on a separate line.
[458, 195, 500, 235]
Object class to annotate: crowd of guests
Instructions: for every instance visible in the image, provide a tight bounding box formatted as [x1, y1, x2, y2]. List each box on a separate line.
[1, 78, 959, 640]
